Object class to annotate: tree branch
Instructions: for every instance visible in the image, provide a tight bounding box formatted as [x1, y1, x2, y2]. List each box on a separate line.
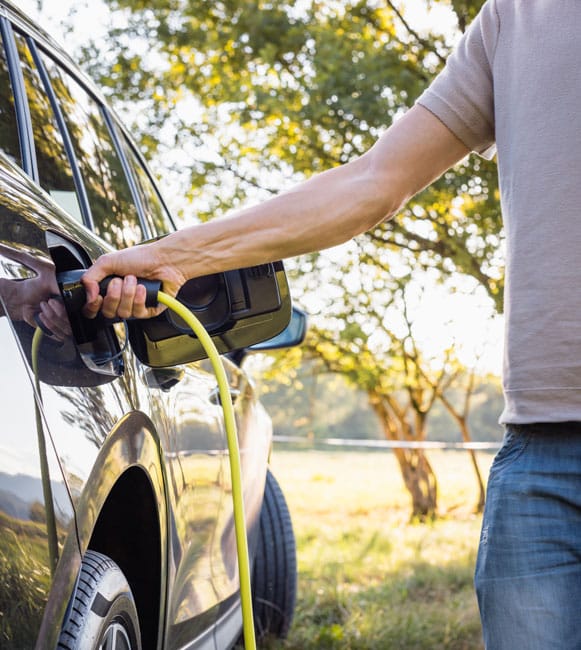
[385, 0, 448, 66]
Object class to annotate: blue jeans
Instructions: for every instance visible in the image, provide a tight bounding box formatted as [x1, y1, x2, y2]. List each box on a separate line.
[475, 423, 581, 649]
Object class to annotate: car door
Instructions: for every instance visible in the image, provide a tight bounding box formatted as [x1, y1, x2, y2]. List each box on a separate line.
[0, 25, 80, 648]
[3, 12, 242, 647]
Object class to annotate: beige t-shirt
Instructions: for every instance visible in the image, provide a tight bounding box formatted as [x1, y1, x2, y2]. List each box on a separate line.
[417, 0, 581, 423]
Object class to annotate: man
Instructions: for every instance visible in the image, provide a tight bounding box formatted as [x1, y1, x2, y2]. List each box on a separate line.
[83, 2, 581, 647]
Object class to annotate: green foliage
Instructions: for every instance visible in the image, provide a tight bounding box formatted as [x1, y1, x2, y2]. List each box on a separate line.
[83, 0, 501, 312]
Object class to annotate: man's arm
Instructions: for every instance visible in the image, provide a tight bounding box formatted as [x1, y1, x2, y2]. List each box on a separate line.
[83, 104, 469, 319]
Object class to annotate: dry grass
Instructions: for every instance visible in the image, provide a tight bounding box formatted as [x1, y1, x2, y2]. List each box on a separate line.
[264, 448, 493, 649]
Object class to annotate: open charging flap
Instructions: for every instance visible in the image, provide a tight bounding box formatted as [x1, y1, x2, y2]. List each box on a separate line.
[127, 261, 292, 367]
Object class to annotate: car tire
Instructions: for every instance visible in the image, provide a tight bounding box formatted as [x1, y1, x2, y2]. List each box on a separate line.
[57, 550, 142, 650]
[251, 468, 297, 641]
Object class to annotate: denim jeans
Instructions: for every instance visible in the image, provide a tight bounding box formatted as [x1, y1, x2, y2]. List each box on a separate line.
[475, 423, 581, 649]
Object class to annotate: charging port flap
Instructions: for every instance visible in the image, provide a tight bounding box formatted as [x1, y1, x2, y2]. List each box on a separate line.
[128, 261, 292, 368]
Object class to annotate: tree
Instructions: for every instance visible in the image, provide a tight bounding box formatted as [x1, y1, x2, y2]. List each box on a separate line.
[76, 1, 505, 517]
[297, 310, 443, 520]
[276, 269, 455, 520]
[423, 350, 488, 512]
[81, 0, 502, 307]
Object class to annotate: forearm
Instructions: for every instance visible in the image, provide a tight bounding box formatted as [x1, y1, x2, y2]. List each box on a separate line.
[83, 105, 469, 318]
[157, 105, 468, 280]
[158, 154, 398, 279]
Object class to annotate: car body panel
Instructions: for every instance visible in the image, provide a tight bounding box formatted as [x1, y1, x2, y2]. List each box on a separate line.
[0, 151, 273, 648]
[0, 1, 288, 647]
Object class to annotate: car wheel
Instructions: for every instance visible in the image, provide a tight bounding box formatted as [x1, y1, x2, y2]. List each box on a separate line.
[57, 550, 142, 650]
[251, 468, 297, 641]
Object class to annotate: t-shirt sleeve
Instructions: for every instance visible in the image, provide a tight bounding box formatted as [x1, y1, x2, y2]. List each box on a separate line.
[416, 0, 500, 159]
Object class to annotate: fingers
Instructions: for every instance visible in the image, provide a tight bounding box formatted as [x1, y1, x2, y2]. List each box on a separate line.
[132, 284, 149, 318]
[82, 256, 110, 319]
[108, 276, 132, 319]
[99, 276, 129, 319]
[38, 298, 72, 342]
[95, 275, 149, 320]
[82, 280, 103, 319]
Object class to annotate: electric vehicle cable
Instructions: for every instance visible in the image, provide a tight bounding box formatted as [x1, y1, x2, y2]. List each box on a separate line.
[48, 273, 259, 650]
[156, 290, 257, 650]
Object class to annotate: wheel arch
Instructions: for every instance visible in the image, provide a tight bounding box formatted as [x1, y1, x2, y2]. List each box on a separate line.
[35, 411, 170, 650]
[65, 410, 170, 650]
[89, 465, 162, 649]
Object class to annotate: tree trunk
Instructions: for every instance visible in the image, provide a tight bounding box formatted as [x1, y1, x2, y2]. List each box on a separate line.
[458, 420, 486, 513]
[393, 447, 438, 520]
[370, 396, 438, 520]
[437, 380, 487, 514]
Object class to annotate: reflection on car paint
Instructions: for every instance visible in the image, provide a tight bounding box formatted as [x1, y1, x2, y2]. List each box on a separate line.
[0, 3, 297, 643]
[0, 314, 74, 648]
[213, 380, 272, 601]
[160, 371, 226, 643]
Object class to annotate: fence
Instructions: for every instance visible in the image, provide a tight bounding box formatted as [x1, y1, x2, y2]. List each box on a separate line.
[273, 435, 502, 451]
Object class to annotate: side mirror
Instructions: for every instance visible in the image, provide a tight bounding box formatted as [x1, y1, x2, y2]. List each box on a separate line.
[249, 306, 308, 351]
[227, 306, 308, 366]
[127, 262, 293, 367]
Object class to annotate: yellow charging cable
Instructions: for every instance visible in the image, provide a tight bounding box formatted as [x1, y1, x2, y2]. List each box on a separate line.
[35, 280, 257, 648]
[157, 291, 257, 650]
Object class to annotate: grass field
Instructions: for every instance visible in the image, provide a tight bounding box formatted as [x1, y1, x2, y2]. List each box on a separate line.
[264, 448, 494, 650]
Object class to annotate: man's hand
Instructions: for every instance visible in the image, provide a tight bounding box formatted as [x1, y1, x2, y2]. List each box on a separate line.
[82, 243, 186, 320]
[0, 245, 71, 341]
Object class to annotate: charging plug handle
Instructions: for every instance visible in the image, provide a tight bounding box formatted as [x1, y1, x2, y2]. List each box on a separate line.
[57, 269, 161, 316]
[98, 275, 160, 308]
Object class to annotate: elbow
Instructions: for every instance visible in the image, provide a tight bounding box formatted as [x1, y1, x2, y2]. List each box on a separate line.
[356, 155, 409, 230]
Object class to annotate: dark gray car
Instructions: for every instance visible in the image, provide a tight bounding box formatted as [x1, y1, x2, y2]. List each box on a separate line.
[0, 1, 300, 647]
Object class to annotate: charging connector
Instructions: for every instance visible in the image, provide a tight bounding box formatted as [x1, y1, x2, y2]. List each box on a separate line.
[57, 269, 161, 318]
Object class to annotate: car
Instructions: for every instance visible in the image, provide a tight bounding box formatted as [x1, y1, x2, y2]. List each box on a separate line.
[0, 1, 304, 647]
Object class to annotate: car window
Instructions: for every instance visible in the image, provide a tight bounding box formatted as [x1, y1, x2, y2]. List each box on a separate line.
[0, 31, 22, 167]
[14, 34, 83, 222]
[113, 126, 175, 238]
[38, 51, 144, 248]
